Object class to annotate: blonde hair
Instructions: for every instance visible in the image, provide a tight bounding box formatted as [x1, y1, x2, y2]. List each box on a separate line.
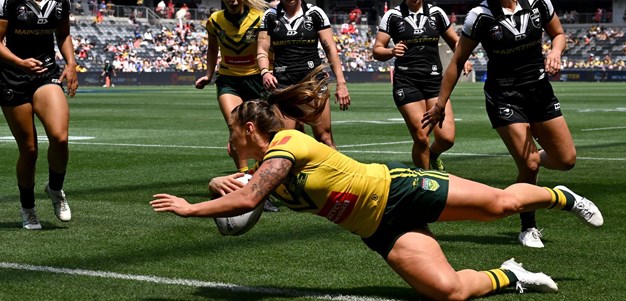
[245, 0, 269, 12]
[231, 65, 330, 138]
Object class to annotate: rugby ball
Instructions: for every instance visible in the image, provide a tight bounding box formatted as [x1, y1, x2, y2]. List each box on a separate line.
[213, 174, 264, 236]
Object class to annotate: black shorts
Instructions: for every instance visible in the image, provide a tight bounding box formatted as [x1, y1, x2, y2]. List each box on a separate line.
[274, 68, 330, 85]
[274, 70, 309, 85]
[215, 74, 264, 101]
[0, 65, 63, 107]
[392, 73, 441, 107]
[274, 70, 329, 95]
[485, 79, 562, 128]
[362, 162, 449, 259]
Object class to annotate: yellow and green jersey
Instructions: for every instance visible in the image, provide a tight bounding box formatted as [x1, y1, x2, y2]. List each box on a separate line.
[263, 130, 391, 238]
[205, 7, 262, 76]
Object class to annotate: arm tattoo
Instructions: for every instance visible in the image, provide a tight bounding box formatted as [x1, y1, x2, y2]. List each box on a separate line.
[252, 158, 292, 200]
[321, 39, 331, 53]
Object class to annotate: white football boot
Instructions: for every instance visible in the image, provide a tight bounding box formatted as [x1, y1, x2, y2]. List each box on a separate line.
[518, 228, 544, 248]
[46, 184, 72, 222]
[21, 207, 42, 230]
[554, 185, 603, 227]
[501, 258, 558, 293]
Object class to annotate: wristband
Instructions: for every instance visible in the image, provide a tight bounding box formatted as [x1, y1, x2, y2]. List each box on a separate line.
[260, 68, 271, 76]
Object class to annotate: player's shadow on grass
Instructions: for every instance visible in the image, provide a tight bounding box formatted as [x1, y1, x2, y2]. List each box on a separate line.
[188, 284, 417, 301]
[436, 231, 538, 246]
[0, 221, 67, 231]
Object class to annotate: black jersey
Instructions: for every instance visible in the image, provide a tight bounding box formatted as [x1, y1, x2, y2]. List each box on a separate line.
[378, 2, 451, 77]
[259, 1, 330, 74]
[463, 0, 554, 87]
[0, 0, 69, 62]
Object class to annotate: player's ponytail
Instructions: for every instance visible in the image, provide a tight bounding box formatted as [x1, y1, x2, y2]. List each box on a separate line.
[266, 65, 330, 125]
[245, 0, 269, 13]
[231, 65, 329, 139]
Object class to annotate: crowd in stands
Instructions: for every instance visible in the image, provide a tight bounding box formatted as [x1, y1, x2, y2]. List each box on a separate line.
[65, 9, 626, 75]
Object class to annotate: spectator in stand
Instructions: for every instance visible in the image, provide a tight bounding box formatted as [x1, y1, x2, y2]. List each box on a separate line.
[349, 5, 362, 24]
[88, 0, 96, 14]
[167, 0, 175, 19]
[156, 0, 166, 16]
[106, 0, 114, 16]
[449, 11, 457, 25]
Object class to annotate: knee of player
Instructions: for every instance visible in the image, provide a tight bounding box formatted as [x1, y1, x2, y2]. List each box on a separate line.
[47, 134, 69, 146]
[425, 278, 468, 301]
[558, 153, 577, 171]
[496, 195, 524, 217]
[412, 133, 430, 149]
[519, 157, 541, 173]
[482, 193, 522, 220]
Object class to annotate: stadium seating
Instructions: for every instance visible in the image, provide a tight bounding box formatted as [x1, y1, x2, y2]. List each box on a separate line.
[66, 15, 626, 73]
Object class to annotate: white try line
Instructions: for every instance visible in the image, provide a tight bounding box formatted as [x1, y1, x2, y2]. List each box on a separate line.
[0, 262, 402, 301]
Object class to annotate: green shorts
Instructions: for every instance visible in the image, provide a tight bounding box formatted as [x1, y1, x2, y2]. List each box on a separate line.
[215, 73, 265, 101]
[362, 162, 449, 259]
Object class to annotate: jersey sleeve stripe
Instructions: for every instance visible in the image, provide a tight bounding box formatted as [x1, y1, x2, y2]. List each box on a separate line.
[263, 150, 296, 163]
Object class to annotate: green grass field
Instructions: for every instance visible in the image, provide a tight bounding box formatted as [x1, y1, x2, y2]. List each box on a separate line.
[0, 82, 624, 301]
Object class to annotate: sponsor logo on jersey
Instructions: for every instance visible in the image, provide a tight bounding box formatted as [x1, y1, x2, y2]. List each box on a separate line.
[500, 12, 530, 41]
[405, 13, 429, 35]
[318, 191, 358, 224]
[421, 178, 440, 191]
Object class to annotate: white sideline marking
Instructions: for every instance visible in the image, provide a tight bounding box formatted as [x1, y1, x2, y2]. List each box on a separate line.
[0, 262, 401, 301]
[0, 135, 95, 141]
[0, 138, 622, 161]
[581, 126, 626, 131]
[333, 118, 461, 125]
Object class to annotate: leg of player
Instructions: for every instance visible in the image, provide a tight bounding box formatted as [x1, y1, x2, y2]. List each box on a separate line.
[217, 93, 247, 171]
[496, 123, 544, 248]
[2, 103, 40, 229]
[309, 96, 336, 149]
[386, 227, 557, 299]
[438, 174, 602, 227]
[532, 116, 576, 171]
[398, 100, 430, 169]
[427, 98, 455, 171]
[34, 84, 72, 222]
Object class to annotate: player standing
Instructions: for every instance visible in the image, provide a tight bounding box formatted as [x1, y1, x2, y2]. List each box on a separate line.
[0, 0, 78, 229]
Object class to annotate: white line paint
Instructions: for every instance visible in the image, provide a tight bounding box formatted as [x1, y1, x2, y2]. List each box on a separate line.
[0, 136, 96, 141]
[340, 141, 412, 148]
[0, 262, 402, 301]
[581, 126, 626, 131]
[70, 141, 223, 149]
[333, 118, 461, 125]
[0, 138, 622, 161]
